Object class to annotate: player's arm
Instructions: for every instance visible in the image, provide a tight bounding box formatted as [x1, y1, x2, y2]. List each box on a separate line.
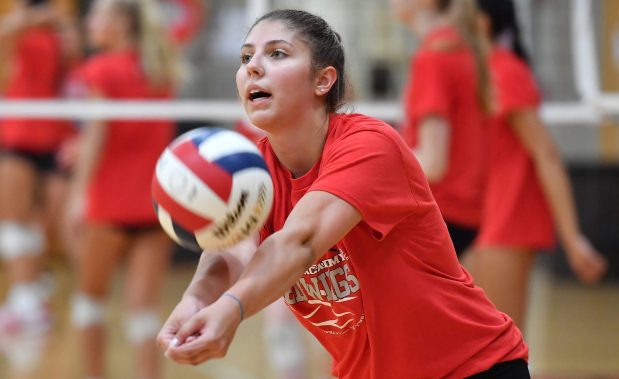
[183, 236, 257, 305]
[69, 120, 107, 197]
[229, 191, 361, 318]
[413, 115, 450, 182]
[157, 236, 258, 351]
[510, 109, 607, 283]
[65, 91, 109, 231]
[164, 191, 361, 364]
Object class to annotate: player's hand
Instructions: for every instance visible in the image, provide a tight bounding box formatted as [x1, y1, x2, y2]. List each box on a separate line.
[565, 234, 608, 284]
[157, 294, 207, 352]
[163, 294, 242, 365]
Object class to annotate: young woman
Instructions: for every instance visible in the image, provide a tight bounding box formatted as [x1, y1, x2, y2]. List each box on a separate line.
[0, 0, 74, 335]
[391, 0, 490, 255]
[66, 0, 176, 378]
[158, 10, 530, 379]
[469, 0, 608, 329]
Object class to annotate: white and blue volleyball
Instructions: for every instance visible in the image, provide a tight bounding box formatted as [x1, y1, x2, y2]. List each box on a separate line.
[152, 127, 273, 252]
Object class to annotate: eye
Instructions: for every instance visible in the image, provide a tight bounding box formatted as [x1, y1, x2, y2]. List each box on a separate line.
[270, 49, 287, 59]
[240, 53, 252, 64]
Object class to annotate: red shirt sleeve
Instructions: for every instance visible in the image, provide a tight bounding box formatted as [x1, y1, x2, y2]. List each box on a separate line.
[407, 52, 451, 120]
[496, 56, 541, 115]
[309, 130, 418, 239]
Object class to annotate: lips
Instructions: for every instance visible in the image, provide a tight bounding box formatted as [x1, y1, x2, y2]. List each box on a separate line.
[246, 85, 272, 103]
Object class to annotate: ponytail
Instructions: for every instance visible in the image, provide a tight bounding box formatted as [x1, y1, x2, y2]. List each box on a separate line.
[113, 0, 177, 89]
[477, 0, 530, 64]
[450, 0, 492, 114]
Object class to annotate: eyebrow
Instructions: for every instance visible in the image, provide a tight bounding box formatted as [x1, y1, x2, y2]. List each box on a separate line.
[241, 39, 294, 49]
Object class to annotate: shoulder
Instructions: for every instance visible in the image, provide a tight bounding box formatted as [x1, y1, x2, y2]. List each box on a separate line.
[84, 52, 123, 68]
[418, 27, 465, 56]
[491, 47, 535, 84]
[331, 113, 401, 142]
[325, 113, 409, 160]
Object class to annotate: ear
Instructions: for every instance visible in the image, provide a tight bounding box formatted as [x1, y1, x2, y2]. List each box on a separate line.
[314, 66, 338, 97]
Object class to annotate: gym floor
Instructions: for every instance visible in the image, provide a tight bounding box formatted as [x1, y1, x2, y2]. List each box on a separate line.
[0, 257, 617, 379]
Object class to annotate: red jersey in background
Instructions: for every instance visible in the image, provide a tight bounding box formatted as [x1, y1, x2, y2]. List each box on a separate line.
[79, 50, 174, 225]
[401, 26, 487, 228]
[476, 47, 555, 249]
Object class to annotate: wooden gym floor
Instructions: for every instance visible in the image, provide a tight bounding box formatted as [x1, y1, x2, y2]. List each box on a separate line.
[0, 257, 617, 379]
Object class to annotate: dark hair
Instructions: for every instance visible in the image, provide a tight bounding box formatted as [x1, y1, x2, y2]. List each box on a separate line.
[477, 0, 530, 63]
[250, 9, 347, 113]
[27, 0, 49, 6]
[438, 0, 454, 12]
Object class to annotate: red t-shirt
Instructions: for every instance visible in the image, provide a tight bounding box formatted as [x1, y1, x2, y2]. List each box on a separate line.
[401, 26, 487, 228]
[259, 113, 527, 379]
[476, 48, 555, 249]
[0, 27, 74, 153]
[79, 50, 174, 225]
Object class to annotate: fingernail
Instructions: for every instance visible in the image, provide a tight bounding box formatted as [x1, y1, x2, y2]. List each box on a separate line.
[169, 338, 179, 348]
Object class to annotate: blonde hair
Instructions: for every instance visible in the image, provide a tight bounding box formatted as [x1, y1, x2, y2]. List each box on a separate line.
[111, 0, 177, 89]
[449, 0, 492, 113]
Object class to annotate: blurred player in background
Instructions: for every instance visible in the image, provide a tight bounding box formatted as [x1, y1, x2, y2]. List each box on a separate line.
[469, 0, 608, 329]
[391, 0, 491, 256]
[0, 0, 75, 337]
[65, 0, 177, 378]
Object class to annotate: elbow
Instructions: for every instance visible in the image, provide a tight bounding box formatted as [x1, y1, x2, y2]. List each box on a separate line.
[269, 226, 317, 272]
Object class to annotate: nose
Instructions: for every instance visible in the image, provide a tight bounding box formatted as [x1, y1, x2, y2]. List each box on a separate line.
[246, 54, 264, 78]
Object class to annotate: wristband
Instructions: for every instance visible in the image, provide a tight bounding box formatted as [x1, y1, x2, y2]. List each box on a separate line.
[222, 292, 244, 321]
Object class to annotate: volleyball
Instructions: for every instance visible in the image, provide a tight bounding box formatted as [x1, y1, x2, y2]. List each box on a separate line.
[151, 127, 274, 252]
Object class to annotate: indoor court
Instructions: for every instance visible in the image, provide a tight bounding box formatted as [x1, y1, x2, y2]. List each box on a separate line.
[0, 0, 618, 378]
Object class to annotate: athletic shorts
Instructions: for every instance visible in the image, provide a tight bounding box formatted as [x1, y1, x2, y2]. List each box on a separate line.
[116, 223, 162, 237]
[466, 359, 530, 379]
[0, 148, 61, 174]
[445, 221, 478, 257]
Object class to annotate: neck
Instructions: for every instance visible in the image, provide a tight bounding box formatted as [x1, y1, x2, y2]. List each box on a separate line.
[410, 11, 451, 37]
[267, 108, 330, 179]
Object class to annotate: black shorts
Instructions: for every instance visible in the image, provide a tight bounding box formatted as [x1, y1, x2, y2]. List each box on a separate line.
[0, 148, 60, 174]
[445, 221, 478, 257]
[116, 223, 162, 237]
[466, 359, 530, 379]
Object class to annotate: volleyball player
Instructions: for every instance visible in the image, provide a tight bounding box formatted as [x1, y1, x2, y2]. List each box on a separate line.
[159, 10, 531, 378]
[0, 0, 74, 336]
[469, 0, 608, 329]
[391, 0, 490, 255]
[66, 0, 176, 378]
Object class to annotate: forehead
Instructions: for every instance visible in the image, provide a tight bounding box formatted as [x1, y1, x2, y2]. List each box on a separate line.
[244, 19, 301, 47]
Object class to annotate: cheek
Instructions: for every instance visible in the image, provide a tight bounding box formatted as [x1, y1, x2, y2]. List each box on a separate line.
[271, 63, 314, 101]
[235, 67, 246, 97]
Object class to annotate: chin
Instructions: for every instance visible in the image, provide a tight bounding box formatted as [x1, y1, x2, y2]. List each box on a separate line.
[247, 110, 278, 133]
[246, 113, 275, 133]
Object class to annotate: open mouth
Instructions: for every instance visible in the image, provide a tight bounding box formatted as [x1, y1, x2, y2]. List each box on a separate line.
[248, 90, 272, 102]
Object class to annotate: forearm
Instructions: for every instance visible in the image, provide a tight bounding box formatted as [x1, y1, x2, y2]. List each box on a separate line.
[225, 230, 315, 320]
[70, 122, 107, 195]
[535, 151, 581, 246]
[183, 252, 246, 305]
